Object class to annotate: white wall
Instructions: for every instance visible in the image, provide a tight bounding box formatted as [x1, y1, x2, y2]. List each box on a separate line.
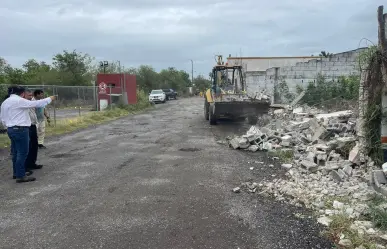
[231, 48, 367, 98]
[227, 57, 316, 72]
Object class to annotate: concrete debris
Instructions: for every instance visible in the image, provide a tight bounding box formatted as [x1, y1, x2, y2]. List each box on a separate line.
[281, 164, 293, 169]
[317, 216, 332, 226]
[338, 238, 352, 247]
[227, 105, 387, 243]
[383, 162, 387, 176]
[232, 187, 241, 193]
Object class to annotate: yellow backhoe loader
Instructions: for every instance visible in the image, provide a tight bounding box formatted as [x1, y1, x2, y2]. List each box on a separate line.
[204, 55, 271, 125]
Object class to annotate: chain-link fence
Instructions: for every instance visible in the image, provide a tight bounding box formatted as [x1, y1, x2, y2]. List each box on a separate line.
[0, 84, 98, 127]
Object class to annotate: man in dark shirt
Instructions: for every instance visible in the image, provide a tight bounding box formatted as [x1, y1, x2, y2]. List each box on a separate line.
[24, 89, 43, 175]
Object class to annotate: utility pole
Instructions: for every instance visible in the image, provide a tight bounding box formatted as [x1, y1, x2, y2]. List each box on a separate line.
[190, 59, 194, 86]
[117, 60, 124, 100]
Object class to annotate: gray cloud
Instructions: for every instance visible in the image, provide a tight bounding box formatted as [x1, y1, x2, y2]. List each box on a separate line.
[0, 0, 382, 77]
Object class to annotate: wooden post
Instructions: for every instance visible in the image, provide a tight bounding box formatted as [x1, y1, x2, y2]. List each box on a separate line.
[378, 6, 387, 162]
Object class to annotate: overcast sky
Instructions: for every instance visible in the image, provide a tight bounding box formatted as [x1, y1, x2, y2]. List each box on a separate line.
[0, 0, 383, 76]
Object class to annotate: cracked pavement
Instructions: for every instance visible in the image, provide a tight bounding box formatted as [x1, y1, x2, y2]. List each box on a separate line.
[0, 97, 332, 249]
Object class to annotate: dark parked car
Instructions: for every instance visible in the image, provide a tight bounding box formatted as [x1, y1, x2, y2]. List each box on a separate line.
[162, 89, 177, 100]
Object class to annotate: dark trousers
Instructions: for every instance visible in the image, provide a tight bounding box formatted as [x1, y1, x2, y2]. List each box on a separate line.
[8, 127, 29, 178]
[25, 125, 38, 170]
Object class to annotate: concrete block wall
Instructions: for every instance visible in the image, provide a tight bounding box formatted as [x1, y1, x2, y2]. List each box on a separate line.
[245, 47, 367, 98]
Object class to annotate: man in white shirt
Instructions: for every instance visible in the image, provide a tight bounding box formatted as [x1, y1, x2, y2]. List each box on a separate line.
[0, 86, 56, 183]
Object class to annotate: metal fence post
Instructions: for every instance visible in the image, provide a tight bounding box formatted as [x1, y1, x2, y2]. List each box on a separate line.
[109, 86, 112, 110]
[53, 86, 57, 127]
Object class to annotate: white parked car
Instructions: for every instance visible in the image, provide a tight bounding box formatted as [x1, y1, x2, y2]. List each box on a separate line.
[149, 89, 166, 103]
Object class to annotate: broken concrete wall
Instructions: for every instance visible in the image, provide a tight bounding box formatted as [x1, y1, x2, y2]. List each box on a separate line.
[244, 47, 368, 99]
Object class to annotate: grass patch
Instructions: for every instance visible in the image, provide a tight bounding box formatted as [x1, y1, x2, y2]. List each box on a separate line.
[0, 134, 11, 148]
[323, 214, 376, 248]
[45, 108, 136, 136]
[366, 196, 387, 232]
[268, 149, 294, 163]
[0, 96, 152, 149]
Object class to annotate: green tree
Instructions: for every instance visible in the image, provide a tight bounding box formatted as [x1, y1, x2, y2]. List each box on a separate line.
[135, 65, 159, 93]
[319, 51, 333, 58]
[0, 57, 9, 84]
[52, 50, 93, 85]
[0, 50, 195, 95]
[193, 75, 211, 92]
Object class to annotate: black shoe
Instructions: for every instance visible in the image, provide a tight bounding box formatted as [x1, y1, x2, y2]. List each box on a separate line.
[38, 144, 46, 149]
[16, 176, 36, 183]
[13, 171, 33, 179]
[28, 164, 43, 170]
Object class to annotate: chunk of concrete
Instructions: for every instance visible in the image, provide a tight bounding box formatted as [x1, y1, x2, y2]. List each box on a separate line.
[338, 239, 352, 247]
[374, 170, 387, 187]
[261, 142, 273, 151]
[239, 138, 250, 149]
[280, 135, 292, 147]
[331, 170, 346, 182]
[232, 187, 241, 193]
[281, 164, 293, 169]
[325, 161, 341, 172]
[317, 216, 332, 226]
[311, 126, 329, 141]
[300, 160, 318, 172]
[349, 144, 360, 165]
[247, 145, 259, 152]
[244, 126, 263, 142]
[343, 164, 353, 176]
[333, 200, 344, 209]
[292, 107, 304, 114]
[229, 138, 241, 149]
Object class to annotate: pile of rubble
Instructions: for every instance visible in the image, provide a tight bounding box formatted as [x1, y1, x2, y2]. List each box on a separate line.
[228, 106, 387, 247]
[228, 106, 387, 194]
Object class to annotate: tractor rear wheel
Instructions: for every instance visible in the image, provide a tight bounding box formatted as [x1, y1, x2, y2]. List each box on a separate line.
[209, 104, 217, 125]
[204, 100, 209, 120]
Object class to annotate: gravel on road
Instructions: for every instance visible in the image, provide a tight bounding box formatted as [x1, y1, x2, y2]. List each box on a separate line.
[0, 97, 332, 249]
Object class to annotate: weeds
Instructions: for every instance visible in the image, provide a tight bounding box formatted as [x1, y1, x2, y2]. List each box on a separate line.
[324, 214, 376, 248]
[269, 149, 294, 163]
[366, 196, 387, 231]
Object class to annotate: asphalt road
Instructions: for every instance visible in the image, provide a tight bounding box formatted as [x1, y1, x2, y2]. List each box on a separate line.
[0, 97, 332, 249]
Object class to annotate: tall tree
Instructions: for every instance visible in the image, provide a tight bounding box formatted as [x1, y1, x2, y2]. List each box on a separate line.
[193, 75, 211, 92]
[52, 50, 93, 85]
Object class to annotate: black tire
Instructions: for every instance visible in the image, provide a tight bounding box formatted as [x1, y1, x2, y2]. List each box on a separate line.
[204, 100, 209, 120]
[174, 95, 177, 100]
[247, 115, 258, 125]
[209, 104, 217, 125]
[162, 99, 166, 103]
[167, 96, 170, 101]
